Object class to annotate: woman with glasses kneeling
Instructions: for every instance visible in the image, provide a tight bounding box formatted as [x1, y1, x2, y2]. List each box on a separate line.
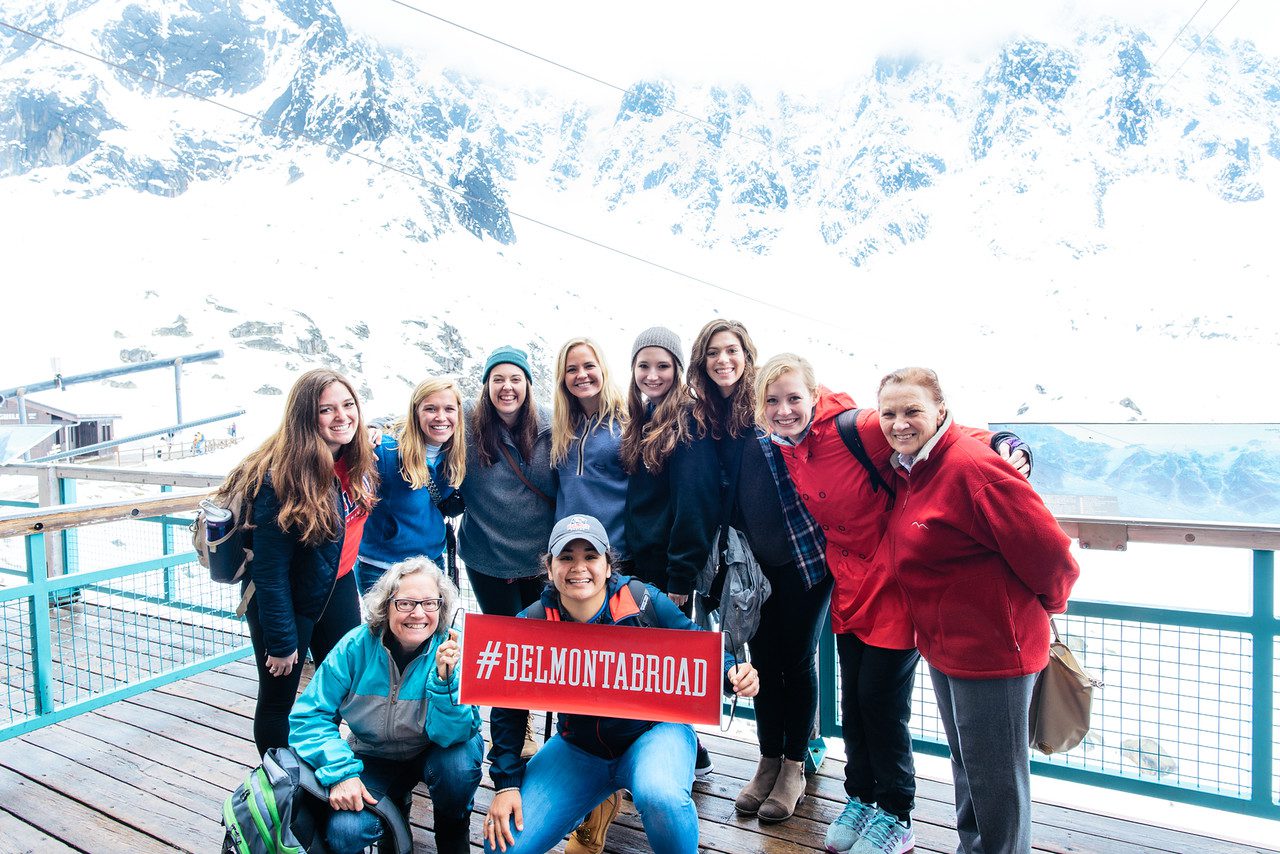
[290, 557, 484, 854]
[483, 514, 760, 854]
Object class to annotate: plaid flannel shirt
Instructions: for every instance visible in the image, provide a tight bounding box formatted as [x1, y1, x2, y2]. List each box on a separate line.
[756, 429, 828, 590]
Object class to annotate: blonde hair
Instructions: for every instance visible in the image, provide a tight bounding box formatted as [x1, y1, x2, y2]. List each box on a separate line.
[395, 378, 467, 489]
[551, 338, 628, 466]
[364, 556, 458, 637]
[218, 370, 378, 546]
[754, 353, 819, 429]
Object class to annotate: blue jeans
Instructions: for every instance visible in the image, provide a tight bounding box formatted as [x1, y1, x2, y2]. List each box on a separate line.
[485, 723, 697, 854]
[325, 732, 484, 854]
[354, 559, 387, 596]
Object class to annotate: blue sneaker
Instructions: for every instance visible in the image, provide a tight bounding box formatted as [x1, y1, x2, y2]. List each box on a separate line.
[850, 809, 914, 854]
[824, 797, 875, 853]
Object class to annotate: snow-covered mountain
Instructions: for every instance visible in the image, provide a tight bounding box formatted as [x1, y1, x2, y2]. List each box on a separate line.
[1, 0, 1277, 441]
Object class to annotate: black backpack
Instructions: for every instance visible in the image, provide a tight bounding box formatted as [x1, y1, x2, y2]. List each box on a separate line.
[834, 409, 896, 511]
[221, 747, 412, 854]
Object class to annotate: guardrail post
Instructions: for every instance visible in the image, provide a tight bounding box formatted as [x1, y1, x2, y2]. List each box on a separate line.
[161, 484, 176, 604]
[1251, 549, 1275, 813]
[24, 531, 54, 715]
[59, 475, 77, 575]
[36, 467, 65, 577]
[817, 610, 838, 737]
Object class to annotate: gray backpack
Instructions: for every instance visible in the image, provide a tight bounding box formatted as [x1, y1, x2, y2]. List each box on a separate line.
[694, 525, 771, 658]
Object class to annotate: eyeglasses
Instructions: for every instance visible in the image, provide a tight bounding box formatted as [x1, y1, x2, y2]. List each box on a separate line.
[392, 597, 444, 614]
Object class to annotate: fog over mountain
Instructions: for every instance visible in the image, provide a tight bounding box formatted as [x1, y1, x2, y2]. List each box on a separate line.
[1, 0, 1277, 436]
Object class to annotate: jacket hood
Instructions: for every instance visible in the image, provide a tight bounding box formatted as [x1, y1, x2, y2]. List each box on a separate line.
[812, 387, 859, 426]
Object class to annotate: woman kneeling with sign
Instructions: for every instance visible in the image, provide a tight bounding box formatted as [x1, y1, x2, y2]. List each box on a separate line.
[484, 514, 759, 854]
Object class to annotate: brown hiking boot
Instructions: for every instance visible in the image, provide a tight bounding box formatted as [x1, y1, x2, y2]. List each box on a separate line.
[521, 712, 538, 760]
[565, 790, 622, 854]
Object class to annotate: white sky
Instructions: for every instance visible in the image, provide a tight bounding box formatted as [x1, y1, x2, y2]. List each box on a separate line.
[332, 0, 1280, 93]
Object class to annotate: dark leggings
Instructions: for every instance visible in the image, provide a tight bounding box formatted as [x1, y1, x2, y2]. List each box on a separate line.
[465, 566, 546, 617]
[837, 633, 920, 821]
[244, 571, 361, 756]
[749, 563, 833, 762]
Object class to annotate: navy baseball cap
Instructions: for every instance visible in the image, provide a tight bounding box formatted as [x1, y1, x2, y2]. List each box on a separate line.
[548, 514, 610, 556]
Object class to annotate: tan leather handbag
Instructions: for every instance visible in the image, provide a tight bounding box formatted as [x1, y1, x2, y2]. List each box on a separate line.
[1029, 619, 1101, 755]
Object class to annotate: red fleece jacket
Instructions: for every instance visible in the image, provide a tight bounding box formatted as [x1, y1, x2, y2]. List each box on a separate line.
[886, 421, 1079, 679]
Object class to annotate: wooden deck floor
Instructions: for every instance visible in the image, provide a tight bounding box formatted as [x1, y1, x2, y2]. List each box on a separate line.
[0, 657, 1272, 854]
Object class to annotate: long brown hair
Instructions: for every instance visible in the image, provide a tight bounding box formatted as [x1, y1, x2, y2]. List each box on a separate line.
[472, 366, 539, 467]
[551, 337, 628, 466]
[621, 349, 694, 475]
[688, 319, 759, 440]
[218, 370, 378, 546]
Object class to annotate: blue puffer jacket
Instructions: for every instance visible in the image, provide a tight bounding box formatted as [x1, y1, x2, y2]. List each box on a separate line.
[359, 434, 455, 567]
[289, 624, 482, 787]
[487, 574, 734, 791]
[247, 475, 344, 658]
[555, 416, 629, 557]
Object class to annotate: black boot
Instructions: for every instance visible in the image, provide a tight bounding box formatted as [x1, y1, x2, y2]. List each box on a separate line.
[433, 815, 471, 854]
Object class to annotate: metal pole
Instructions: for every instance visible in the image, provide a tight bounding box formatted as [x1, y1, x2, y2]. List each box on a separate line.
[174, 359, 183, 428]
[17, 389, 29, 462]
[28, 409, 246, 463]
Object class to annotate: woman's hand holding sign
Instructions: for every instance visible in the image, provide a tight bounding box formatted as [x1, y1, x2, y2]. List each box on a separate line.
[485, 788, 523, 852]
[435, 628, 461, 682]
[728, 662, 759, 698]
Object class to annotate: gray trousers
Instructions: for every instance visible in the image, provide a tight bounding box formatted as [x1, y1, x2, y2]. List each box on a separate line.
[929, 667, 1037, 854]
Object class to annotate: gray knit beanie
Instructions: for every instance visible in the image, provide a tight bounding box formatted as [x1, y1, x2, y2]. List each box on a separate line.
[630, 326, 685, 373]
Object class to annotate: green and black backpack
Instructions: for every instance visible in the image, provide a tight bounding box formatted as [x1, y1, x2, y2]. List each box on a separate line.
[221, 747, 412, 854]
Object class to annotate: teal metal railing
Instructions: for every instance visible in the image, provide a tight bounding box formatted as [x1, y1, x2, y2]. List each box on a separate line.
[814, 516, 1280, 820]
[0, 465, 249, 741]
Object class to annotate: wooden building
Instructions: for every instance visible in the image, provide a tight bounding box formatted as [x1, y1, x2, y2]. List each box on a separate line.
[0, 396, 120, 459]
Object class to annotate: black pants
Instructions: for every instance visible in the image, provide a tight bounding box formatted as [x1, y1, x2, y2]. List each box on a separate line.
[749, 564, 833, 762]
[465, 566, 547, 617]
[837, 633, 920, 821]
[244, 571, 361, 756]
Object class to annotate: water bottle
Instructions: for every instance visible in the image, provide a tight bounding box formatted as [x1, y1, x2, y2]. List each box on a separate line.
[201, 500, 234, 543]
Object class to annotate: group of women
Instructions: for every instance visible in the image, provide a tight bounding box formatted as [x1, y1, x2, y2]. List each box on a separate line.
[215, 316, 1079, 854]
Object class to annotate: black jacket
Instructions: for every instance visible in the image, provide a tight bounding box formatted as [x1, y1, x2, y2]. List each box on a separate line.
[624, 412, 720, 596]
[247, 475, 345, 657]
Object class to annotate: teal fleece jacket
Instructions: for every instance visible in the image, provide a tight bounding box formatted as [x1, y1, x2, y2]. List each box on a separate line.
[288, 624, 481, 786]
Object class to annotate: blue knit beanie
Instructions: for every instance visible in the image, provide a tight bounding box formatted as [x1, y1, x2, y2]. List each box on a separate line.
[483, 345, 532, 384]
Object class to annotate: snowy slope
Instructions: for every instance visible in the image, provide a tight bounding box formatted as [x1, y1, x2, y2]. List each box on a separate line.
[1, 0, 1277, 454]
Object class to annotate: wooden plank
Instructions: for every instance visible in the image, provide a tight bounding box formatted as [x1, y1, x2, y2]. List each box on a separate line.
[60, 710, 247, 792]
[0, 739, 221, 851]
[17, 725, 227, 824]
[0, 490, 209, 537]
[0, 764, 178, 853]
[0, 807, 81, 854]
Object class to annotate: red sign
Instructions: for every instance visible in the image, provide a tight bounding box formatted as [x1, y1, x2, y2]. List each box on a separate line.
[458, 614, 724, 726]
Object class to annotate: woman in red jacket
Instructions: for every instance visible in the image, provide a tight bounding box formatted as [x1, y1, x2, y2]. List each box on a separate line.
[756, 354, 1031, 854]
[879, 367, 1078, 854]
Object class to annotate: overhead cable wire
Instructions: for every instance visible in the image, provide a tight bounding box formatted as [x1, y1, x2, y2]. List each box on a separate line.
[381, 0, 778, 154]
[1153, 0, 1244, 95]
[1151, 0, 1212, 67]
[0, 19, 853, 332]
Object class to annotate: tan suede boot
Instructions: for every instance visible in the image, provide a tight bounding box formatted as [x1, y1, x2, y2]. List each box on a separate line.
[565, 790, 622, 854]
[521, 712, 538, 760]
[734, 756, 782, 815]
[757, 758, 807, 823]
